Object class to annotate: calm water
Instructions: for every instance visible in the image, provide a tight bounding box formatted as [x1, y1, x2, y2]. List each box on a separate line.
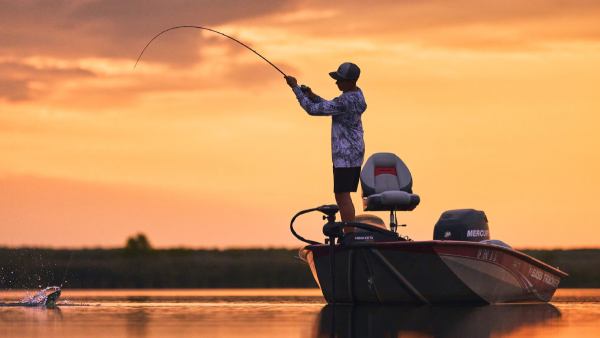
[1, 289, 600, 338]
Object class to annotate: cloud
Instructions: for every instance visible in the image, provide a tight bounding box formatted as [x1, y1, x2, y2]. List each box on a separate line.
[2, 0, 599, 63]
[0, 79, 30, 102]
[0, 0, 298, 63]
[0, 57, 298, 108]
[1, 0, 598, 106]
[0, 62, 95, 102]
[258, 0, 600, 50]
[0, 0, 302, 104]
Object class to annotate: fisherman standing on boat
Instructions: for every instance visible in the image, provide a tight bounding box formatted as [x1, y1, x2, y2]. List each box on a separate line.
[285, 62, 366, 232]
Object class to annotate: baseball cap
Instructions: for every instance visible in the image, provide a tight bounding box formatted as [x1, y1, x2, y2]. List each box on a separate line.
[329, 62, 360, 81]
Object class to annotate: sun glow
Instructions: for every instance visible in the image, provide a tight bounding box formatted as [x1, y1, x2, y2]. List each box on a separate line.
[1, 0, 599, 248]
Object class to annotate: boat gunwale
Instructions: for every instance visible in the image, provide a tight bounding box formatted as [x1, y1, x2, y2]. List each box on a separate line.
[303, 240, 568, 278]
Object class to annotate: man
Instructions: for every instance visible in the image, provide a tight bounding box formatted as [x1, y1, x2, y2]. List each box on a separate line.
[285, 62, 366, 232]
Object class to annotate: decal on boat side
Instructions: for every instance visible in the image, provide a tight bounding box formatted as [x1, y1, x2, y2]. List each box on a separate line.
[477, 249, 498, 262]
[432, 245, 563, 300]
[529, 267, 560, 287]
[512, 259, 521, 269]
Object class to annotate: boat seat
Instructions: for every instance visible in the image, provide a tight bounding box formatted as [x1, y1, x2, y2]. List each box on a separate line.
[360, 152, 420, 211]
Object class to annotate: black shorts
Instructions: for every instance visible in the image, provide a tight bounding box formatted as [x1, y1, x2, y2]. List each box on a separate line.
[333, 167, 361, 193]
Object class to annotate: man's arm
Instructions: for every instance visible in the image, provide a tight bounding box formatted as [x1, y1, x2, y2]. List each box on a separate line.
[285, 76, 347, 116]
[293, 87, 347, 116]
[303, 86, 326, 103]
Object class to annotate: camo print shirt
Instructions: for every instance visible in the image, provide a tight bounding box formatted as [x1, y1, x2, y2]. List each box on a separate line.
[292, 86, 366, 168]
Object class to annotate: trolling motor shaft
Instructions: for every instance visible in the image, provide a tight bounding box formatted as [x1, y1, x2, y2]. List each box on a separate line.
[317, 205, 341, 305]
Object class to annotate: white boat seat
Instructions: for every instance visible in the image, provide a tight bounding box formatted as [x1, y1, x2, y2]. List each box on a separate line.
[360, 152, 420, 211]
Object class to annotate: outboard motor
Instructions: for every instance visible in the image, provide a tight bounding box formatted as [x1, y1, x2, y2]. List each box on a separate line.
[433, 209, 490, 242]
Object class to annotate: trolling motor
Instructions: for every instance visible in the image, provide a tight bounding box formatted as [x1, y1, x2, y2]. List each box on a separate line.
[290, 205, 400, 246]
[289, 204, 402, 304]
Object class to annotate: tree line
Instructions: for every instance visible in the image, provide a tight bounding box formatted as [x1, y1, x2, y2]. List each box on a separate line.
[0, 235, 598, 289]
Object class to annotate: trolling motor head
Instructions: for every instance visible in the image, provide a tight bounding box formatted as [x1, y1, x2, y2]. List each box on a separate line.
[317, 204, 339, 222]
[317, 205, 345, 238]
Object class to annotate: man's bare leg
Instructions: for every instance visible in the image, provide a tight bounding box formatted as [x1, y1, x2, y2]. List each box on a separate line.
[335, 192, 356, 233]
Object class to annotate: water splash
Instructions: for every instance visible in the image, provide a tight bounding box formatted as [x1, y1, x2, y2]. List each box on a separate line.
[1, 287, 96, 307]
[19, 286, 61, 306]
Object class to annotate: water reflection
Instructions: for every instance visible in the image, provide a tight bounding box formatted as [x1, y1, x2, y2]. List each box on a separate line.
[126, 308, 149, 338]
[313, 304, 561, 338]
[5, 290, 600, 338]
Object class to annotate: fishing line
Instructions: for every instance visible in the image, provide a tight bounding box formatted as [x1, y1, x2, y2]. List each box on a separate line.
[134, 26, 287, 77]
[55, 26, 285, 291]
[52, 108, 120, 293]
[60, 251, 73, 288]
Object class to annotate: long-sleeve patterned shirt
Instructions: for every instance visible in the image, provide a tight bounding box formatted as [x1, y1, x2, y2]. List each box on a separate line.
[292, 85, 366, 168]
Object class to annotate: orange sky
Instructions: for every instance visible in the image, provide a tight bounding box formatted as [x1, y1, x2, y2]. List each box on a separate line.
[1, 0, 599, 249]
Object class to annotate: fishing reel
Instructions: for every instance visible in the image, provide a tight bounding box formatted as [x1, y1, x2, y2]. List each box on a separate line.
[300, 85, 317, 99]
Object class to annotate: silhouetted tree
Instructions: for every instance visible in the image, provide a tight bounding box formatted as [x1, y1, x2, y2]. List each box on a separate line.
[124, 233, 152, 256]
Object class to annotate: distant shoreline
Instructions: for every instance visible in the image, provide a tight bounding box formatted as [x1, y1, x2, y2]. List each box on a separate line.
[1, 248, 598, 289]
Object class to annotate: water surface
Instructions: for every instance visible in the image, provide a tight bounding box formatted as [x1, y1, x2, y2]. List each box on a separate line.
[1, 289, 600, 337]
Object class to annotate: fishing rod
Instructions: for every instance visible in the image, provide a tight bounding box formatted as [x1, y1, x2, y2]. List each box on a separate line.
[134, 26, 287, 77]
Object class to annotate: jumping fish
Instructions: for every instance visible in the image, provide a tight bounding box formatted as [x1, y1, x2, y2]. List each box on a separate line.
[45, 288, 61, 308]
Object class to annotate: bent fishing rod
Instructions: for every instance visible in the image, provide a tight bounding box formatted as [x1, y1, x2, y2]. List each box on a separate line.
[134, 26, 287, 77]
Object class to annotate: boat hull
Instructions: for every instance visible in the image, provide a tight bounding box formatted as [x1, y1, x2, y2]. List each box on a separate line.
[300, 241, 567, 304]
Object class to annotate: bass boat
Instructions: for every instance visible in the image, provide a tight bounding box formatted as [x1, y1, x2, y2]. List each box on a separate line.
[291, 153, 567, 304]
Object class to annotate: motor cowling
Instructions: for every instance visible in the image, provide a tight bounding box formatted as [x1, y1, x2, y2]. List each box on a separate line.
[433, 209, 490, 242]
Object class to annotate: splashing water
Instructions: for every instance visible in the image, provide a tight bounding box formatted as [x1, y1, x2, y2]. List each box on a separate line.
[20, 286, 61, 306]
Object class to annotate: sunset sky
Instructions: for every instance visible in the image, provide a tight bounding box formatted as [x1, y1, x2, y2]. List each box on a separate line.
[1, 0, 599, 249]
